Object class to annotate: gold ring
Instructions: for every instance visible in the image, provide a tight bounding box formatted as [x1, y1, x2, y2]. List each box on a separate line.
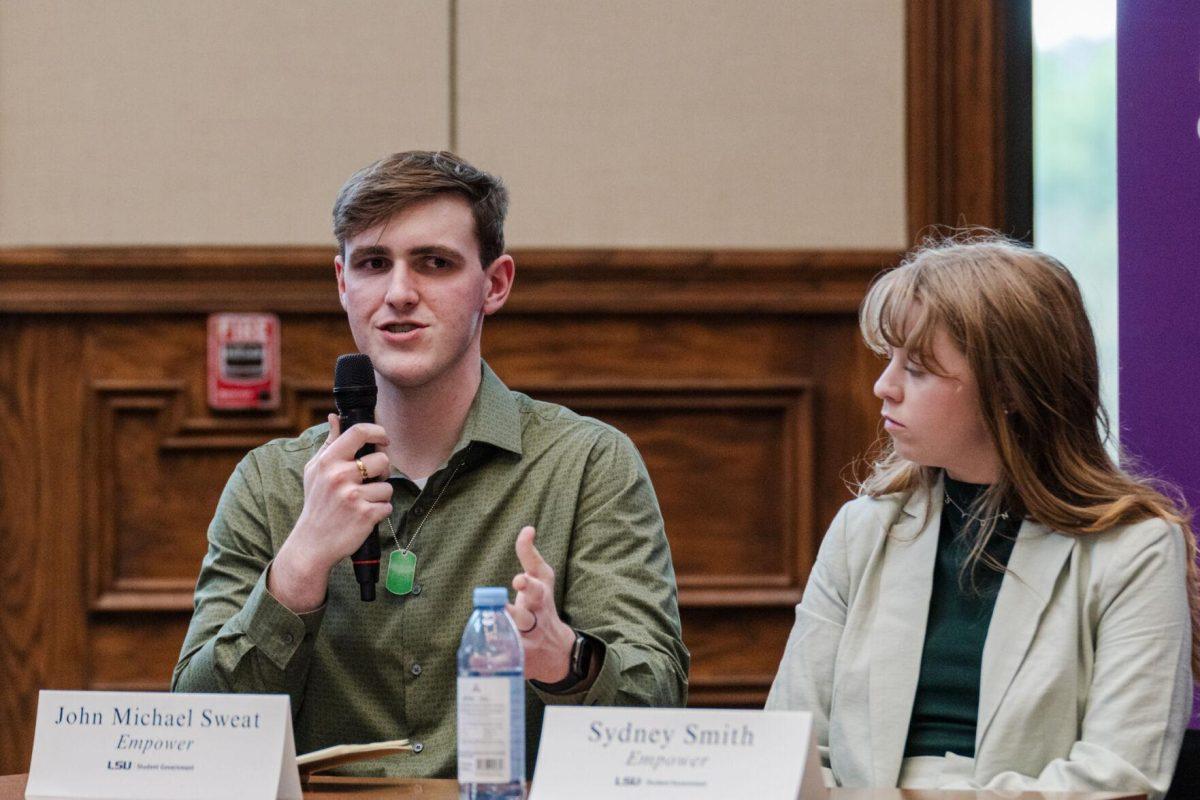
[356, 458, 369, 482]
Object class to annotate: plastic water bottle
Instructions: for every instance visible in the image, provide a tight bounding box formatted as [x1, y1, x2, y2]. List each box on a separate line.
[457, 586, 525, 800]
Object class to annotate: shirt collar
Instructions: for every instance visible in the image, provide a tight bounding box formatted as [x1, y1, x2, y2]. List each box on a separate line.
[452, 361, 523, 457]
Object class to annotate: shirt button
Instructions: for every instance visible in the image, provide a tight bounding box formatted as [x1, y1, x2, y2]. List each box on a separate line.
[412, 504, 426, 516]
[282, 633, 295, 644]
[412, 742, 424, 753]
[411, 663, 422, 676]
[411, 584, 422, 596]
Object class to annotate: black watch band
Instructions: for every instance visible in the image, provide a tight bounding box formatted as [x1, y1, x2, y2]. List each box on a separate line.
[532, 629, 594, 694]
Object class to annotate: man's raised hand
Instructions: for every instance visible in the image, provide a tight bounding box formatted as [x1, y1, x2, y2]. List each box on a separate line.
[508, 526, 577, 684]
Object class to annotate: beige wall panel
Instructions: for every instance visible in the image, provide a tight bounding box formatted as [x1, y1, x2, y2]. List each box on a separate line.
[0, 1, 449, 246]
[458, 0, 906, 250]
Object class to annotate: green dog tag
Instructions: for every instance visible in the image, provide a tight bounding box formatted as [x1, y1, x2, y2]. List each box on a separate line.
[386, 549, 417, 596]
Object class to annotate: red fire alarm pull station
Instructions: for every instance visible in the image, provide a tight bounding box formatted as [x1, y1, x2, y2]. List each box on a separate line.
[207, 313, 281, 410]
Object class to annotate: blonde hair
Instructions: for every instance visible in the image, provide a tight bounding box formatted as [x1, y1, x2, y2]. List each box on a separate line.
[858, 232, 1200, 679]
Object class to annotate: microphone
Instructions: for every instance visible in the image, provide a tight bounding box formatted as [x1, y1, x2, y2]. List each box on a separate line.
[333, 353, 381, 602]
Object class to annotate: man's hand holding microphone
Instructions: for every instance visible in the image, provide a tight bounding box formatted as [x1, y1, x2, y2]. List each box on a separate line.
[268, 415, 393, 613]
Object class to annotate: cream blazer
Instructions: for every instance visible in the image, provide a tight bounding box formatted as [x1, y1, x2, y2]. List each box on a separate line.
[766, 478, 1193, 800]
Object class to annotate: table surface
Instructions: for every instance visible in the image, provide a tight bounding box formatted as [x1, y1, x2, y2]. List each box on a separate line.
[0, 773, 1145, 799]
[0, 777, 1142, 800]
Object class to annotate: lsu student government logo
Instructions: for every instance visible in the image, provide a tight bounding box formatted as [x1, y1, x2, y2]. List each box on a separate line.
[107, 760, 132, 770]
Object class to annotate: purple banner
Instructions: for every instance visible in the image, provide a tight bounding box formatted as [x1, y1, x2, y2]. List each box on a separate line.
[1117, 1, 1200, 725]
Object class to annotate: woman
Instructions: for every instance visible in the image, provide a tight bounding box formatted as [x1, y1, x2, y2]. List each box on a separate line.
[767, 235, 1197, 799]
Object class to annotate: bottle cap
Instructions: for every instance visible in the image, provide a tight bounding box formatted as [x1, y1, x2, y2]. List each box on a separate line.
[473, 586, 509, 607]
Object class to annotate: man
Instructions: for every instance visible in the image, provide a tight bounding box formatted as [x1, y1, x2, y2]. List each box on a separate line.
[171, 151, 688, 776]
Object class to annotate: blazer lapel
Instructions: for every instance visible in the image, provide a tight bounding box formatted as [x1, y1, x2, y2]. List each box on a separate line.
[976, 519, 1075, 750]
[868, 481, 942, 786]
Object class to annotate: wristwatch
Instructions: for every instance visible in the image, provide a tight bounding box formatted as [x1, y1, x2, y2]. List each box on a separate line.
[533, 629, 596, 693]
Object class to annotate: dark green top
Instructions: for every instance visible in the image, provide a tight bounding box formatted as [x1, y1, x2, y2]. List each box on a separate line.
[903, 476, 1020, 758]
[172, 363, 688, 777]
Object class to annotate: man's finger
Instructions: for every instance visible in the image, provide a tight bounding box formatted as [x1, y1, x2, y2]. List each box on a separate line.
[511, 574, 533, 608]
[321, 413, 341, 448]
[506, 602, 537, 635]
[359, 451, 391, 480]
[325, 421, 390, 459]
[358, 481, 394, 504]
[514, 525, 552, 579]
[512, 572, 548, 607]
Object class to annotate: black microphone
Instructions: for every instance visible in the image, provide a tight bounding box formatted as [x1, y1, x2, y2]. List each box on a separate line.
[333, 353, 381, 602]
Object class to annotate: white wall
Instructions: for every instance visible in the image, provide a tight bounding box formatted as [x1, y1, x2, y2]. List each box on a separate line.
[0, 0, 906, 249]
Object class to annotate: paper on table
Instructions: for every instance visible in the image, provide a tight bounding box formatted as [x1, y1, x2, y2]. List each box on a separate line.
[296, 739, 412, 777]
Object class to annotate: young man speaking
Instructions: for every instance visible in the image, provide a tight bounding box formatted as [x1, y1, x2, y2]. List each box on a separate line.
[172, 151, 688, 775]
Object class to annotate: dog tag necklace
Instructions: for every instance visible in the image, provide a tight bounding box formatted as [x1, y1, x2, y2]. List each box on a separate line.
[383, 461, 463, 596]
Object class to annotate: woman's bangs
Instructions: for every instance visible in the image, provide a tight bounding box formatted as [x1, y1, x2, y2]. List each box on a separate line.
[901, 307, 941, 371]
[860, 269, 936, 364]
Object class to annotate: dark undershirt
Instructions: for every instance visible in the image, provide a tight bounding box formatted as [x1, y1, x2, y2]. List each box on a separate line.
[903, 475, 1020, 759]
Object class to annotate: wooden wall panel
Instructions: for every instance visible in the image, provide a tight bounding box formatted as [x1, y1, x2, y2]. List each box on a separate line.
[84, 377, 339, 612]
[530, 383, 814, 604]
[0, 320, 89, 774]
[683, 608, 797, 707]
[89, 617, 193, 692]
[906, 0, 1033, 240]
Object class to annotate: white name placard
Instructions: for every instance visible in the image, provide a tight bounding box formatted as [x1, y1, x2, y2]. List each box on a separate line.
[529, 707, 827, 799]
[26, 691, 301, 800]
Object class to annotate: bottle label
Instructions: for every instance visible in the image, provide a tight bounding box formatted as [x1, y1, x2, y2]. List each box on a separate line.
[457, 675, 524, 783]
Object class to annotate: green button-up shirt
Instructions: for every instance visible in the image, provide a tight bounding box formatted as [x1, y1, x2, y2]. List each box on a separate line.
[172, 363, 688, 777]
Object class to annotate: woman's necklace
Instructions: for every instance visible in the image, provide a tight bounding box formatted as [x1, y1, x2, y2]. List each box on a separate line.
[382, 461, 463, 596]
[943, 489, 1010, 522]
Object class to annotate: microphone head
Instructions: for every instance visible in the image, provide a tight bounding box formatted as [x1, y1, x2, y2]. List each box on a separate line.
[334, 353, 375, 390]
[333, 353, 376, 413]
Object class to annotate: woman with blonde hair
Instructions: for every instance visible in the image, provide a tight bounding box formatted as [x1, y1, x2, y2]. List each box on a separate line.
[767, 234, 1197, 799]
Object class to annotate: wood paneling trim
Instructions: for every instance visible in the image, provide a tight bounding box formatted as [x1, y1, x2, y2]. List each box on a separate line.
[86, 383, 180, 612]
[681, 588, 802, 607]
[524, 380, 815, 608]
[0, 247, 898, 314]
[513, 378, 811, 395]
[687, 675, 778, 708]
[94, 589, 193, 614]
[89, 679, 171, 692]
[85, 379, 337, 612]
[906, 0, 1032, 241]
